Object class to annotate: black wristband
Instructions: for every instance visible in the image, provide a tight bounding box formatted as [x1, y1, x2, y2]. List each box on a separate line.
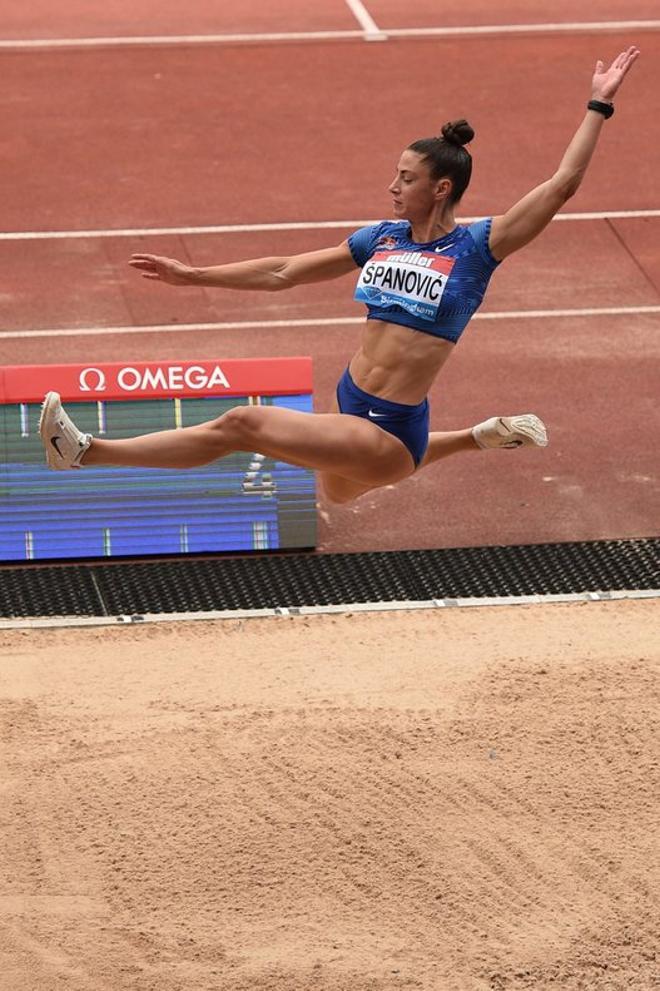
[588, 99, 614, 119]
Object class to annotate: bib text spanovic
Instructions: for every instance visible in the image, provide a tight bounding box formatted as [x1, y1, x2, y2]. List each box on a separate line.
[354, 251, 455, 321]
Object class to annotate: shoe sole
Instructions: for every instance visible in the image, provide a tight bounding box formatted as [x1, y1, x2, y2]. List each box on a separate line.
[499, 414, 548, 448]
[39, 390, 61, 429]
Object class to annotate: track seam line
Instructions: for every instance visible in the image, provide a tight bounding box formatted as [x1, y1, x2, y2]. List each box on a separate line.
[2, 210, 659, 241]
[0, 20, 658, 50]
[2, 306, 660, 341]
[604, 217, 660, 298]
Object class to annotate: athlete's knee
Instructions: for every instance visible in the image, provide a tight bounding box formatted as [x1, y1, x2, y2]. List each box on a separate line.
[320, 474, 368, 505]
[212, 405, 263, 446]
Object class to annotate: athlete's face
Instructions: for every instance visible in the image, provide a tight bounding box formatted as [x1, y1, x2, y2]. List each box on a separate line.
[388, 150, 451, 219]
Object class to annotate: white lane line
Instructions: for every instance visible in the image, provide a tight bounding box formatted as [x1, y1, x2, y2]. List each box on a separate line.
[0, 318, 363, 340]
[2, 306, 660, 341]
[0, 220, 378, 241]
[0, 20, 658, 50]
[477, 305, 660, 319]
[1, 209, 659, 242]
[0, 31, 365, 50]
[343, 0, 386, 40]
[1, 589, 658, 631]
[386, 20, 660, 38]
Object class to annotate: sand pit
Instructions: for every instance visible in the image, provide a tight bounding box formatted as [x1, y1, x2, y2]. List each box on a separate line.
[1, 599, 658, 990]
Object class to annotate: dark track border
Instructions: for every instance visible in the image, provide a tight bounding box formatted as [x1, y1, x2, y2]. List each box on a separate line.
[1, 537, 658, 620]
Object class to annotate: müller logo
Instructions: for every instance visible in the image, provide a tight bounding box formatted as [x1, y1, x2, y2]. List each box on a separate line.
[78, 364, 231, 394]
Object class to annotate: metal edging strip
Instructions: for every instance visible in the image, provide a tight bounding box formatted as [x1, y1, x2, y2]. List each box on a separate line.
[0, 588, 657, 631]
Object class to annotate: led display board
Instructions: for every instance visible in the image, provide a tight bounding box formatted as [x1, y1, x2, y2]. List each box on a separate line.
[0, 358, 316, 561]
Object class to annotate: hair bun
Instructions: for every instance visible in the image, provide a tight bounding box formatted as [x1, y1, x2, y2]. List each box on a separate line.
[440, 119, 475, 148]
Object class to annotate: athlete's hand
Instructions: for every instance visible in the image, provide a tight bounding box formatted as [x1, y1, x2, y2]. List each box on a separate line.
[591, 45, 640, 102]
[129, 253, 194, 285]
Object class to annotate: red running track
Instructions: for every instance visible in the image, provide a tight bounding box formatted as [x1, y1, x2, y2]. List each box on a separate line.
[1, 8, 658, 554]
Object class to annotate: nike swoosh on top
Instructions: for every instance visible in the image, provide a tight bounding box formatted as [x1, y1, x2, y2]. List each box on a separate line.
[368, 410, 386, 418]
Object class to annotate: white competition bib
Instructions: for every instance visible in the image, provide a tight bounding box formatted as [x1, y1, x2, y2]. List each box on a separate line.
[354, 250, 455, 322]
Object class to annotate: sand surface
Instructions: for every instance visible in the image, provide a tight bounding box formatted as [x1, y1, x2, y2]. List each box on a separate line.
[1, 599, 658, 990]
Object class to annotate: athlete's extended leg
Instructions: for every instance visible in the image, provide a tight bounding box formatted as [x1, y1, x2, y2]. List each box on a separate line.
[420, 414, 549, 468]
[321, 417, 548, 502]
[39, 393, 415, 488]
[320, 429, 473, 502]
[418, 428, 476, 468]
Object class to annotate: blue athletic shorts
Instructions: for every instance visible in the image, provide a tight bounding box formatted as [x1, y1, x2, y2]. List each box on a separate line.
[336, 366, 429, 468]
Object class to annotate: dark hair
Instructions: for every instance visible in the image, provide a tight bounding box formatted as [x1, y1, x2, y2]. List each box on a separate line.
[408, 119, 474, 205]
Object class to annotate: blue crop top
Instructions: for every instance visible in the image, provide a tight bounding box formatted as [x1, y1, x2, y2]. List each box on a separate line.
[347, 218, 500, 343]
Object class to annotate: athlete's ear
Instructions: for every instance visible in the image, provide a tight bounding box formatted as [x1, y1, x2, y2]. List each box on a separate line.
[434, 177, 452, 201]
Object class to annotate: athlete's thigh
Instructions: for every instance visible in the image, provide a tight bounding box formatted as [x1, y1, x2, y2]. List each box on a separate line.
[318, 396, 414, 493]
[240, 405, 413, 484]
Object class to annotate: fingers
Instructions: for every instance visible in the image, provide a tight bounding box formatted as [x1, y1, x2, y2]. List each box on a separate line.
[613, 47, 640, 83]
[621, 46, 641, 73]
[128, 255, 165, 280]
[128, 253, 188, 284]
[129, 254, 161, 267]
[593, 45, 640, 97]
[612, 45, 640, 71]
[129, 254, 169, 277]
[129, 253, 173, 265]
[129, 266, 163, 280]
[598, 46, 639, 71]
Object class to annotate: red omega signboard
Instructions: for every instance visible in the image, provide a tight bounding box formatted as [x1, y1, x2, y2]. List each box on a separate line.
[0, 357, 314, 404]
[0, 357, 316, 562]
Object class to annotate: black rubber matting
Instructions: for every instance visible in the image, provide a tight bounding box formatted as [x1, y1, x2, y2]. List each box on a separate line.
[0, 537, 658, 619]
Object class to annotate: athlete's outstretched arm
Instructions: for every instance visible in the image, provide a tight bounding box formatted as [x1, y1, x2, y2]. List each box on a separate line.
[489, 46, 640, 261]
[129, 241, 358, 291]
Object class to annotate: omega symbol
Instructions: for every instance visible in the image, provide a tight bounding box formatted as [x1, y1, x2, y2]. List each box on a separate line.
[78, 367, 107, 392]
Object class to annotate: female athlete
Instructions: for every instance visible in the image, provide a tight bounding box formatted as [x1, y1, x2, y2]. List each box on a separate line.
[40, 47, 639, 504]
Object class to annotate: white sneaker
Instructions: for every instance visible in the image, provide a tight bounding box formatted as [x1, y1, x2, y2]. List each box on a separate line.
[39, 392, 92, 469]
[472, 414, 548, 450]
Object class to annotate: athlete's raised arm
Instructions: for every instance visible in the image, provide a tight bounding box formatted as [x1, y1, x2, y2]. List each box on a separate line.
[129, 241, 357, 291]
[489, 46, 640, 261]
